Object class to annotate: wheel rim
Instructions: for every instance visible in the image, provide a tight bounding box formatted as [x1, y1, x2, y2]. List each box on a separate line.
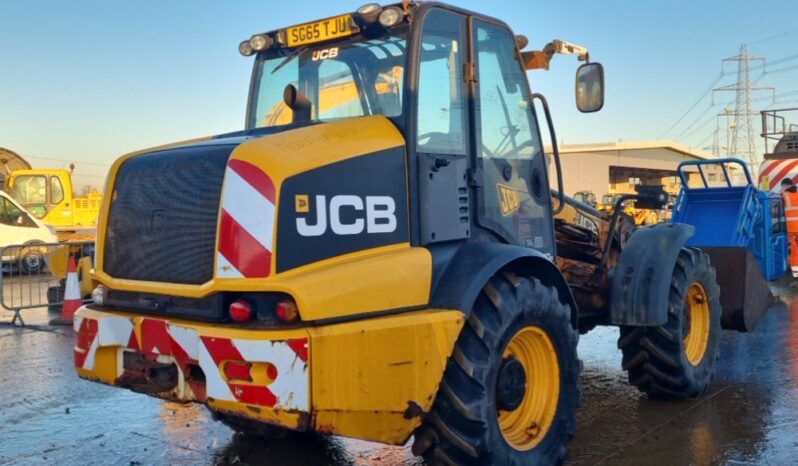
[497, 326, 560, 451]
[683, 282, 710, 366]
[23, 253, 42, 271]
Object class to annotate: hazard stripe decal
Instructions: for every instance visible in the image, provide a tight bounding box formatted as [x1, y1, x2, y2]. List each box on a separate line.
[218, 210, 272, 277]
[140, 318, 190, 359]
[74, 312, 309, 410]
[760, 159, 783, 180]
[217, 159, 275, 278]
[228, 159, 276, 203]
[74, 318, 98, 369]
[201, 336, 279, 407]
[769, 160, 798, 188]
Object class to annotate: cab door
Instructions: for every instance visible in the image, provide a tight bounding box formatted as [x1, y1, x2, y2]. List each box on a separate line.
[470, 19, 555, 257]
[414, 7, 471, 244]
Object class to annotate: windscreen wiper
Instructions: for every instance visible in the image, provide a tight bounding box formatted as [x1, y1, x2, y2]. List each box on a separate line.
[272, 46, 307, 74]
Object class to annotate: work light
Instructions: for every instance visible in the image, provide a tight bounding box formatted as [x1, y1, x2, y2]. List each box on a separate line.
[378, 7, 403, 27]
[249, 34, 272, 51]
[239, 40, 255, 56]
[355, 3, 382, 25]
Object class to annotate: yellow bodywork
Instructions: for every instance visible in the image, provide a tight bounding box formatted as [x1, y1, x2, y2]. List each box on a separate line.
[6, 169, 102, 228]
[75, 307, 464, 445]
[46, 246, 94, 294]
[79, 116, 463, 445]
[310, 309, 463, 443]
[93, 116, 426, 321]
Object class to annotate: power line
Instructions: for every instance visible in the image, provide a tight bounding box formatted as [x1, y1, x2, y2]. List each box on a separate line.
[24, 155, 110, 168]
[673, 107, 713, 141]
[679, 113, 718, 141]
[656, 72, 725, 139]
[749, 52, 798, 72]
[763, 63, 798, 76]
[749, 27, 798, 45]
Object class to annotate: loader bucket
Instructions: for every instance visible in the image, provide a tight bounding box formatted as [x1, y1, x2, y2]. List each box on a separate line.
[700, 246, 777, 332]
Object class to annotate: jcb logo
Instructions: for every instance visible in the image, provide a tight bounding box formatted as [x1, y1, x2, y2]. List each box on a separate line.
[497, 184, 521, 216]
[295, 194, 397, 236]
[312, 48, 339, 61]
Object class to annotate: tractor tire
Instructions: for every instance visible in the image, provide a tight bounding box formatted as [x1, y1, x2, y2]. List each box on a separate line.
[412, 273, 580, 466]
[618, 248, 721, 398]
[210, 409, 291, 440]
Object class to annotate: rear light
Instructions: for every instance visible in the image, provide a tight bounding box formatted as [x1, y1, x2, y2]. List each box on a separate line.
[229, 299, 253, 322]
[275, 298, 299, 323]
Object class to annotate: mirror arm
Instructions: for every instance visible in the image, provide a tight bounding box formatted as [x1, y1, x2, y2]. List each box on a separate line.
[522, 39, 590, 71]
[532, 93, 564, 215]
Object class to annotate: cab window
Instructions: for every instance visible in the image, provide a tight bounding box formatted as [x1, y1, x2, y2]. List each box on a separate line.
[317, 59, 365, 120]
[416, 8, 467, 155]
[11, 175, 47, 206]
[472, 19, 552, 253]
[475, 24, 539, 158]
[0, 197, 34, 228]
[50, 176, 65, 204]
[251, 31, 408, 128]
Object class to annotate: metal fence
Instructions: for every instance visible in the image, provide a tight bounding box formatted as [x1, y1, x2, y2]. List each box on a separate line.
[0, 241, 94, 326]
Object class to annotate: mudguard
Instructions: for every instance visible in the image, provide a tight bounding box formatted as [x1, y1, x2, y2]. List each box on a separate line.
[428, 242, 579, 328]
[610, 223, 695, 326]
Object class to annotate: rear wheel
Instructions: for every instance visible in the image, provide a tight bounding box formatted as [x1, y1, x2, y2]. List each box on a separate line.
[618, 248, 721, 398]
[413, 273, 580, 466]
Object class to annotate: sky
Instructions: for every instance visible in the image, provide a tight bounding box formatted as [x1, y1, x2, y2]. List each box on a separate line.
[2, 0, 798, 189]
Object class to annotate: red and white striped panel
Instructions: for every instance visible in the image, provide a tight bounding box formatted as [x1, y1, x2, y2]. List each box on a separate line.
[759, 158, 798, 191]
[74, 310, 309, 411]
[217, 159, 276, 279]
[74, 312, 134, 370]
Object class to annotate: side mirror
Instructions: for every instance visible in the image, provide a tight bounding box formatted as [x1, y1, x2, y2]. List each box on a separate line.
[575, 62, 604, 113]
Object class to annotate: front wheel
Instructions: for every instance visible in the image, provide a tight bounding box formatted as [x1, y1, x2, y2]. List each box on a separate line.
[413, 273, 580, 466]
[618, 248, 721, 398]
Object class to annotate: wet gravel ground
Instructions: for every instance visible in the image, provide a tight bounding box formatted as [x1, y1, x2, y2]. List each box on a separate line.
[1, 286, 797, 465]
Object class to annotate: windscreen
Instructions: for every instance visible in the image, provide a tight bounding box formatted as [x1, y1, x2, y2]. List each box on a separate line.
[250, 29, 408, 128]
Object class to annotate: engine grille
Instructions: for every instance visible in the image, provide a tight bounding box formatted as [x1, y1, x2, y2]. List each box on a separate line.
[104, 144, 233, 284]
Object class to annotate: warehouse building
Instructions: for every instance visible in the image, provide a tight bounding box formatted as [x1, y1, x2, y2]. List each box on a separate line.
[547, 140, 734, 199]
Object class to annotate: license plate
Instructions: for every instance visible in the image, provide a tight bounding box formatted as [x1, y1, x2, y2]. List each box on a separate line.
[286, 14, 354, 47]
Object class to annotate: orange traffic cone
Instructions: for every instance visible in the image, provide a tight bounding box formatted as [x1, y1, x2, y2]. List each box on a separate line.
[50, 256, 82, 325]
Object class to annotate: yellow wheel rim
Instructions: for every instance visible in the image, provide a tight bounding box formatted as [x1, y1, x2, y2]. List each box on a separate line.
[683, 282, 710, 366]
[498, 326, 560, 451]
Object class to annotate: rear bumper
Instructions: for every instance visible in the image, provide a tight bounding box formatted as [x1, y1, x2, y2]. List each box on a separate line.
[74, 306, 464, 444]
[74, 307, 310, 429]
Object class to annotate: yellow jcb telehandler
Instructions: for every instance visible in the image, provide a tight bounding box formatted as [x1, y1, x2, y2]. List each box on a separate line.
[73, 3, 771, 465]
